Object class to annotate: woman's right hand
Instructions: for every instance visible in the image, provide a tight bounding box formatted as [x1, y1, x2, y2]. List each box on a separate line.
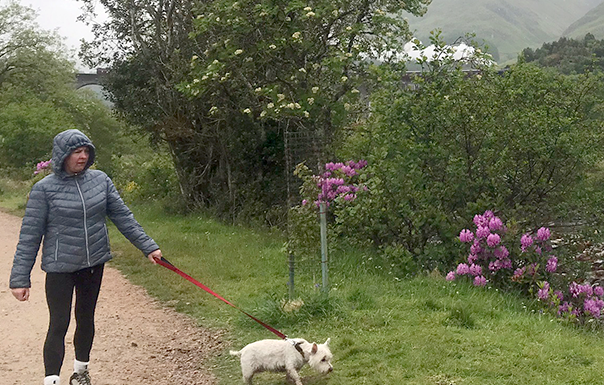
[11, 288, 30, 301]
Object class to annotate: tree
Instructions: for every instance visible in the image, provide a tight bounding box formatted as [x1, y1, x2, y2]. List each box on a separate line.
[0, 1, 127, 174]
[77, 0, 431, 222]
[521, 34, 604, 74]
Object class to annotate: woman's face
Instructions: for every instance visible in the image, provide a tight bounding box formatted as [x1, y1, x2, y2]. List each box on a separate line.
[64, 146, 90, 175]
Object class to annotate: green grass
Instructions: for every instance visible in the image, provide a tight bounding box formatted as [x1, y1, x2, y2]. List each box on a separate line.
[3, 181, 604, 384]
[0, 175, 30, 215]
[105, 203, 604, 385]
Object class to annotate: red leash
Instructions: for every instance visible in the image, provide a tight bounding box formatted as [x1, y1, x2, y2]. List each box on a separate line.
[155, 257, 287, 339]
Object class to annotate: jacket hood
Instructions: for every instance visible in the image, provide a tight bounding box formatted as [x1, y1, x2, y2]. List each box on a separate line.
[51, 129, 96, 178]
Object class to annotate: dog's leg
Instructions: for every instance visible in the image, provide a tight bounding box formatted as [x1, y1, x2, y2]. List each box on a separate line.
[241, 367, 255, 385]
[285, 366, 303, 385]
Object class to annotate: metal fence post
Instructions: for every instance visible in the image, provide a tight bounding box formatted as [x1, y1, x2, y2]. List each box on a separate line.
[319, 202, 329, 293]
[288, 252, 295, 300]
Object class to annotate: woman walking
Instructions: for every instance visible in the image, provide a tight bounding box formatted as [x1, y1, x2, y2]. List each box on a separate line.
[9, 129, 163, 385]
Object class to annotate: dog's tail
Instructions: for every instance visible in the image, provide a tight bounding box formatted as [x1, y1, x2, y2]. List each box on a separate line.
[229, 350, 242, 357]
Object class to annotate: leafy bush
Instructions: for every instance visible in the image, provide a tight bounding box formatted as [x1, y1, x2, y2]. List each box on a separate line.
[336, 57, 604, 272]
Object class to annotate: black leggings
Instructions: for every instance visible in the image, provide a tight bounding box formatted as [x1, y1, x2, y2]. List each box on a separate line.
[43, 264, 104, 376]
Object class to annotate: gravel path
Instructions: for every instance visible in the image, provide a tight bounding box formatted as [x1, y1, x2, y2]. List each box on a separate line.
[0, 210, 222, 384]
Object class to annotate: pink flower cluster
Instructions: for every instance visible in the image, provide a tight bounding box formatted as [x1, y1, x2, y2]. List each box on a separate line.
[448, 210, 511, 286]
[34, 159, 52, 175]
[311, 160, 367, 206]
[448, 262, 486, 286]
[543, 282, 604, 319]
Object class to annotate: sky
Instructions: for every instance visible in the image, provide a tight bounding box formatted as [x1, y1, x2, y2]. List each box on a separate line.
[16, 0, 106, 72]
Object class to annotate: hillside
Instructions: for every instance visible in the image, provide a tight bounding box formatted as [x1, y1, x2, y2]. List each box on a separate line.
[404, 0, 603, 63]
[563, 1, 604, 39]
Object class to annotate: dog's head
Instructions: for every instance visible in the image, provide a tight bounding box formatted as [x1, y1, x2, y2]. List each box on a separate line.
[307, 338, 333, 374]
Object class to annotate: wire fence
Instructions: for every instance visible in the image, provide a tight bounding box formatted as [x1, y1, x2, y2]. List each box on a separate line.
[284, 125, 326, 297]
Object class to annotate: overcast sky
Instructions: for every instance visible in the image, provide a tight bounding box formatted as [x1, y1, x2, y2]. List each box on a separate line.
[16, 0, 106, 72]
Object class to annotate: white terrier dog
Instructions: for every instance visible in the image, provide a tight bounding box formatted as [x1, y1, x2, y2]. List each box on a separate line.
[230, 338, 333, 385]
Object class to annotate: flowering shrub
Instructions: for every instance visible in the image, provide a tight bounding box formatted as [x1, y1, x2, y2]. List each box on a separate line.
[288, 160, 367, 260]
[448, 210, 604, 326]
[538, 280, 604, 325]
[34, 160, 52, 175]
[312, 160, 367, 207]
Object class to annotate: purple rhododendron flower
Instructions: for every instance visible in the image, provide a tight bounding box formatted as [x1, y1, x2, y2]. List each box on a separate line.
[473, 214, 487, 227]
[467, 254, 477, 264]
[470, 241, 482, 255]
[537, 282, 550, 300]
[546, 256, 558, 273]
[486, 233, 501, 247]
[456, 263, 470, 275]
[473, 275, 487, 287]
[494, 246, 509, 259]
[499, 258, 512, 269]
[520, 233, 533, 251]
[570, 282, 594, 298]
[513, 267, 526, 280]
[488, 216, 503, 231]
[483, 210, 495, 220]
[595, 286, 604, 297]
[469, 264, 482, 276]
[34, 159, 52, 175]
[554, 290, 564, 301]
[536, 227, 551, 242]
[584, 299, 601, 318]
[459, 229, 474, 243]
[558, 302, 571, 316]
[446, 271, 456, 281]
[476, 226, 490, 239]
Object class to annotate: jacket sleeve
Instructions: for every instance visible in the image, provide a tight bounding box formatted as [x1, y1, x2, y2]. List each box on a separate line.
[9, 183, 48, 288]
[105, 175, 159, 256]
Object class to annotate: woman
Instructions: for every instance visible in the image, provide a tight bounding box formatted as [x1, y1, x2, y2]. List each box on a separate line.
[9, 129, 163, 385]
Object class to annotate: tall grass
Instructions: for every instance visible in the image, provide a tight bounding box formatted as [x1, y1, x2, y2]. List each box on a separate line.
[107, 204, 604, 385]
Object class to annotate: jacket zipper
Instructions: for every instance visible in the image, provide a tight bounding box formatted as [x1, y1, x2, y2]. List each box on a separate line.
[74, 178, 91, 266]
[104, 223, 109, 249]
[54, 238, 59, 261]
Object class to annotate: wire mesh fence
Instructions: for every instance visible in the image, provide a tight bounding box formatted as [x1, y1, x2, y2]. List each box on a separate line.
[284, 126, 326, 297]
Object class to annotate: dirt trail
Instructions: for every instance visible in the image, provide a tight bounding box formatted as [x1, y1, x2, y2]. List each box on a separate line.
[0, 210, 221, 384]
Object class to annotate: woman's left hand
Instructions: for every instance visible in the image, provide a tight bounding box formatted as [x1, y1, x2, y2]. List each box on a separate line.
[147, 249, 163, 264]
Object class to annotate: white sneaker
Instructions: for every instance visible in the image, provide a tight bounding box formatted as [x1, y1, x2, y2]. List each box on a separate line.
[69, 371, 91, 385]
[44, 375, 60, 385]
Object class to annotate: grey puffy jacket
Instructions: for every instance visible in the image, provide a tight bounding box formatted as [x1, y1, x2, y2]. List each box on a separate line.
[9, 129, 159, 288]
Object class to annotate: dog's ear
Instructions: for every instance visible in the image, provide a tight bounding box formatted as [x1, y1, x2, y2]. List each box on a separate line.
[311, 343, 318, 354]
[324, 338, 331, 346]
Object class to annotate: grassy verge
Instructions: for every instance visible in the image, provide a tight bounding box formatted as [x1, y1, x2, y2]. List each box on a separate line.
[2, 181, 604, 384]
[0, 176, 30, 215]
[109, 203, 604, 385]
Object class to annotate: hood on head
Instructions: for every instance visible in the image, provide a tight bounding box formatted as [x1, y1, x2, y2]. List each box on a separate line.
[51, 129, 96, 177]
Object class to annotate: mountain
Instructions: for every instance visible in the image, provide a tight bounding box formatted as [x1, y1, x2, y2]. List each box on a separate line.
[404, 0, 603, 63]
[563, 2, 604, 39]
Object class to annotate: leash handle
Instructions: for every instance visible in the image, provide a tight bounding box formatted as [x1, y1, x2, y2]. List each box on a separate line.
[155, 257, 287, 340]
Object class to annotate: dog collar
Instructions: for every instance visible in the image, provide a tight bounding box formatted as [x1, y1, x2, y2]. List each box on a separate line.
[287, 339, 306, 358]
